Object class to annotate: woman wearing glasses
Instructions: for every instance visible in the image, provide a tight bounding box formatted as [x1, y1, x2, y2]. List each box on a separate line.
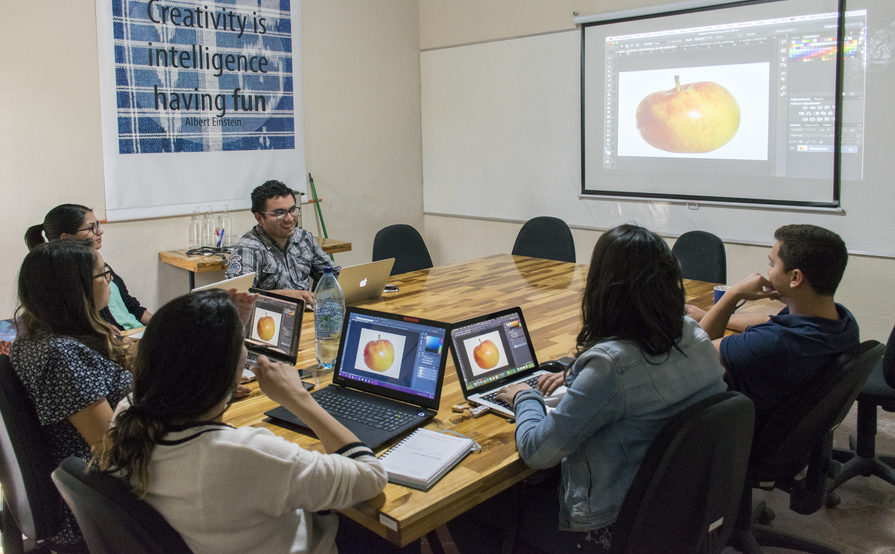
[25, 203, 152, 330]
[10, 240, 132, 553]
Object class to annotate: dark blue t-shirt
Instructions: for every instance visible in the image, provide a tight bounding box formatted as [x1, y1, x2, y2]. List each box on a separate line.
[720, 304, 859, 420]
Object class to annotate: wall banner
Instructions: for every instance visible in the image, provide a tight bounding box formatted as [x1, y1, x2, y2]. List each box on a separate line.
[96, 0, 305, 221]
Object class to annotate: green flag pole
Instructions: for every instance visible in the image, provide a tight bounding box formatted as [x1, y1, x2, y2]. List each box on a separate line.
[308, 173, 333, 261]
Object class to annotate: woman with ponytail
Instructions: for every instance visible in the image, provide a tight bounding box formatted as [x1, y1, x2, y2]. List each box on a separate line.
[25, 203, 152, 330]
[11, 240, 133, 553]
[97, 290, 391, 554]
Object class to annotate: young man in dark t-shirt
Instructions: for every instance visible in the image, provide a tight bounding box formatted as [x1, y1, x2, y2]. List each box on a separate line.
[687, 224, 859, 426]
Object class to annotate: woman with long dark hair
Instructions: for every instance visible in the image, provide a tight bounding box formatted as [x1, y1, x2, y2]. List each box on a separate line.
[11, 239, 133, 552]
[25, 203, 152, 330]
[451, 224, 728, 554]
[96, 291, 390, 554]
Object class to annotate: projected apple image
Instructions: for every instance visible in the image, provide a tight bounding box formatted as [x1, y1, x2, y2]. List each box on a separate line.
[354, 328, 405, 379]
[636, 75, 739, 153]
[463, 331, 509, 376]
[250, 308, 281, 347]
[617, 63, 769, 160]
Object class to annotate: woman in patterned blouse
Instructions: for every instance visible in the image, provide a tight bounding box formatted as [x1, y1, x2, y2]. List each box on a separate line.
[11, 239, 133, 553]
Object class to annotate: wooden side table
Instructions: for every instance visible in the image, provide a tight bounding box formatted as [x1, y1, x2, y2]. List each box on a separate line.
[159, 237, 352, 289]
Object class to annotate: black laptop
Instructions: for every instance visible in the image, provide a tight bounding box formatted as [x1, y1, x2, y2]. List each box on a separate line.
[266, 306, 451, 449]
[242, 289, 305, 380]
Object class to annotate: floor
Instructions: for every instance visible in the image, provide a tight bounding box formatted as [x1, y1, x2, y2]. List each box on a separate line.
[421, 403, 895, 554]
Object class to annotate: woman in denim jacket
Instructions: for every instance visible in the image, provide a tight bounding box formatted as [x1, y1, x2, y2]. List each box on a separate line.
[484, 224, 727, 553]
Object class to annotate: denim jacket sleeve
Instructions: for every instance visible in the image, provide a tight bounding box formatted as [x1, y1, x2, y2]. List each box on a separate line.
[513, 349, 624, 470]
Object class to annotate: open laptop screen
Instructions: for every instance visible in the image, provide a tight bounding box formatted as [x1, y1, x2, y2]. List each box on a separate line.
[449, 308, 539, 393]
[245, 290, 303, 362]
[333, 307, 449, 408]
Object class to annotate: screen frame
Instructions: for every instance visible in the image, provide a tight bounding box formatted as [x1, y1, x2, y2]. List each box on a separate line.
[579, 0, 848, 208]
[448, 306, 541, 394]
[332, 306, 451, 411]
[245, 288, 305, 363]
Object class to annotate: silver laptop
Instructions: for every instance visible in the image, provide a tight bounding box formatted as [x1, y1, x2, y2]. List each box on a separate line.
[448, 307, 548, 418]
[338, 258, 395, 305]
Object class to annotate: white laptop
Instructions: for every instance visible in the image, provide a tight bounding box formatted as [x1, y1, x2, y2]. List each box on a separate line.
[191, 272, 256, 293]
[338, 259, 395, 305]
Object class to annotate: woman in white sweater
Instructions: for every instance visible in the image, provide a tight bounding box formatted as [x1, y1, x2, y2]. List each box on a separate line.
[96, 290, 388, 554]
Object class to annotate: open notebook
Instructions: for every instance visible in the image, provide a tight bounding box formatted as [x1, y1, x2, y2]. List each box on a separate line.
[378, 429, 477, 490]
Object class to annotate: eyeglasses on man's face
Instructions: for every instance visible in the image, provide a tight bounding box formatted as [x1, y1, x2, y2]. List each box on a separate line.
[77, 222, 102, 236]
[260, 206, 299, 220]
[94, 265, 113, 283]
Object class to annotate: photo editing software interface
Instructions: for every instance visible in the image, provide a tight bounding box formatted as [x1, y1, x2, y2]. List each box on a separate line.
[451, 311, 536, 392]
[337, 311, 446, 400]
[599, 7, 866, 180]
[245, 294, 299, 358]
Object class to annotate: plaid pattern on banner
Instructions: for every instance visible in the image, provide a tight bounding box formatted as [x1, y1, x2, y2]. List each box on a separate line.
[111, 0, 295, 154]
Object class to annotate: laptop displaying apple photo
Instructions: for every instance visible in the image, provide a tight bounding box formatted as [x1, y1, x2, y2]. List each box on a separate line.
[338, 258, 395, 305]
[448, 307, 548, 418]
[241, 289, 305, 381]
[265, 306, 450, 450]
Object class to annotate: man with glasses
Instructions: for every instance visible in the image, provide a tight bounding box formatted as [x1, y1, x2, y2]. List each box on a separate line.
[226, 180, 340, 307]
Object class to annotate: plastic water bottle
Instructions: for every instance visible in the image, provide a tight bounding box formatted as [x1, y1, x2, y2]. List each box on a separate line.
[314, 266, 345, 373]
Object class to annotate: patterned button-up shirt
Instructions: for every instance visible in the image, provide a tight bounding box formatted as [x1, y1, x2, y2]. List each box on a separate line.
[225, 225, 341, 291]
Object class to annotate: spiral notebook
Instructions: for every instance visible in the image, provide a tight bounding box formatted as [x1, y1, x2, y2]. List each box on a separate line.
[378, 429, 477, 490]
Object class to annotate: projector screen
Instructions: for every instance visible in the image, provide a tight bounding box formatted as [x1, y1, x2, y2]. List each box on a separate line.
[582, 0, 866, 207]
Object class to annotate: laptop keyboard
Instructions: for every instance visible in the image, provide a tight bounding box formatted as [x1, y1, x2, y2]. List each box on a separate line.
[481, 375, 543, 409]
[312, 389, 413, 432]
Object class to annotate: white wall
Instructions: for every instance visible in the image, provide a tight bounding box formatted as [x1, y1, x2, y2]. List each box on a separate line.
[1, 0, 423, 315]
[419, 0, 895, 342]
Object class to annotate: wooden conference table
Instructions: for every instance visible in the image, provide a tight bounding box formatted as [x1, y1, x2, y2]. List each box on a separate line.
[158, 236, 352, 289]
[223, 254, 781, 547]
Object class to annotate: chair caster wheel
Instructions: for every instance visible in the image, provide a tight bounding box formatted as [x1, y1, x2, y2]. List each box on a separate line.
[758, 508, 775, 525]
[825, 492, 841, 508]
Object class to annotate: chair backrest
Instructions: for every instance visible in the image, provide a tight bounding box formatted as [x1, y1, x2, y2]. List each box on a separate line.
[882, 324, 895, 389]
[372, 224, 434, 275]
[610, 392, 755, 554]
[0, 353, 63, 541]
[52, 457, 193, 554]
[511, 216, 576, 263]
[671, 231, 727, 284]
[752, 340, 884, 473]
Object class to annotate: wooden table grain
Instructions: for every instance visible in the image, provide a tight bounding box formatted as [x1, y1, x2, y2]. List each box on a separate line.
[222, 254, 782, 546]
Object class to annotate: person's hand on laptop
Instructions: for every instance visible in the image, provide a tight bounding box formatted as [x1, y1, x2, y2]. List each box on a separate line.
[271, 289, 315, 309]
[233, 375, 252, 400]
[229, 289, 260, 326]
[537, 372, 566, 397]
[496, 382, 533, 408]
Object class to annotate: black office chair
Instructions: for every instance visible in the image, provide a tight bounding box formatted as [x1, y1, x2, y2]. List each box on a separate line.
[826, 324, 895, 504]
[0, 354, 65, 554]
[728, 340, 884, 554]
[609, 391, 755, 554]
[511, 216, 576, 263]
[372, 224, 434, 275]
[52, 457, 193, 554]
[672, 230, 727, 284]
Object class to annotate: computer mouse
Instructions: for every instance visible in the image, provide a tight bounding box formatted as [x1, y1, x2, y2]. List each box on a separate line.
[538, 360, 566, 373]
